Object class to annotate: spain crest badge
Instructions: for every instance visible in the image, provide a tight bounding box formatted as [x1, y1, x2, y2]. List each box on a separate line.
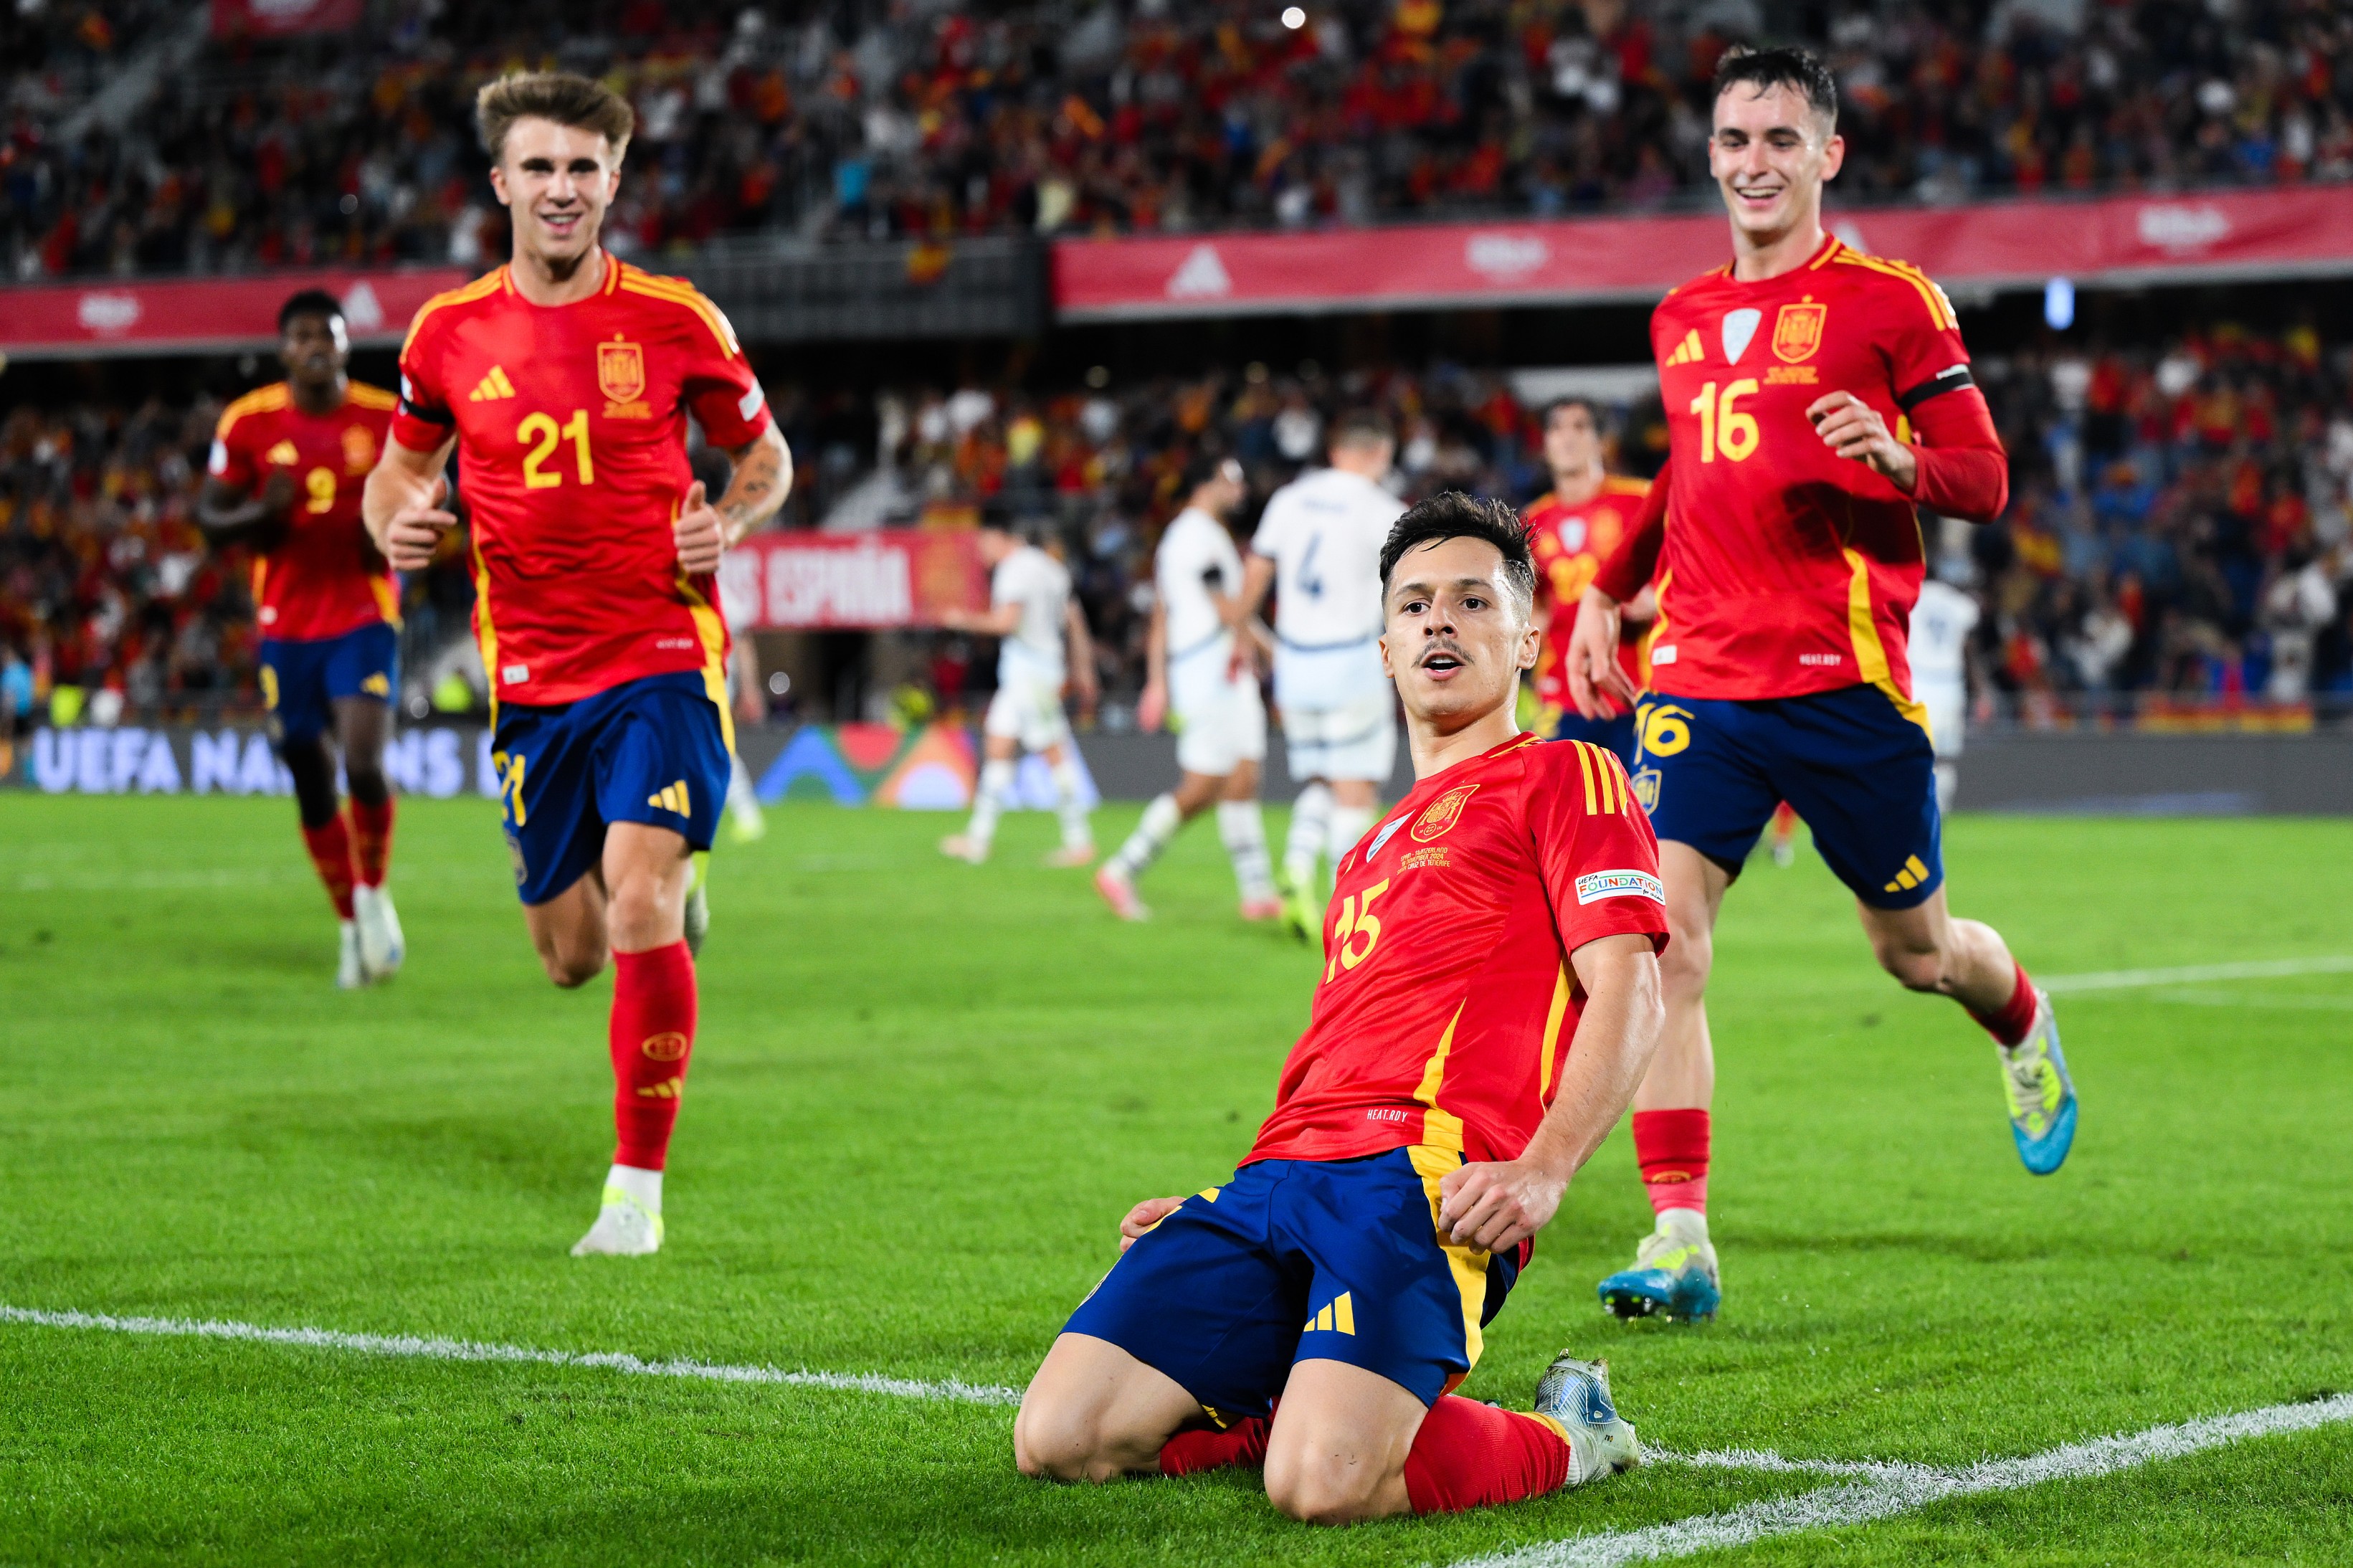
[596, 336, 647, 407]
[1772, 300, 1827, 364]
[1410, 784, 1479, 844]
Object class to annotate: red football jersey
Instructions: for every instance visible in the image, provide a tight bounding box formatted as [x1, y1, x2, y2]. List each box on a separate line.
[390, 255, 772, 708]
[1523, 477, 1652, 715]
[1641, 235, 1989, 708]
[1246, 733, 1669, 1169]
[209, 381, 399, 642]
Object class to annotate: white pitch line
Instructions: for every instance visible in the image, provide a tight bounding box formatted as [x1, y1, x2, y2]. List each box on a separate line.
[2041, 955, 2353, 994]
[1452, 1393, 2353, 1568]
[0, 1304, 1023, 1406]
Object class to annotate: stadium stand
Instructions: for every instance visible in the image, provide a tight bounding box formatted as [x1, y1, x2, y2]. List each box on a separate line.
[4, 0, 2349, 277]
[6, 321, 2349, 723]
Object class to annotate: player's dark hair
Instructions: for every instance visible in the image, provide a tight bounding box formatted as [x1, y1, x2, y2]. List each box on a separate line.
[1331, 408, 1394, 452]
[477, 71, 637, 163]
[1541, 395, 1604, 432]
[1379, 492, 1537, 621]
[1179, 446, 1239, 496]
[1713, 45, 1839, 130]
[278, 289, 343, 333]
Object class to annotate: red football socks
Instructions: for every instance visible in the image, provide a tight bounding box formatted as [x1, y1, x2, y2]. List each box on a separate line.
[1402, 1395, 1572, 1514]
[300, 817, 356, 921]
[1972, 961, 2040, 1047]
[1159, 1417, 1270, 1476]
[1632, 1108, 1710, 1215]
[609, 941, 698, 1170]
[348, 797, 395, 889]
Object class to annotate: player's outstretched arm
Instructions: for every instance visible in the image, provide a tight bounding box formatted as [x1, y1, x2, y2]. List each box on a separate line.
[363, 434, 457, 571]
[195, 470, 298, 551]
[674, 424, 793, 574]
[1065, 598, 1100, 715]
[1435, 932, 1664, 1254]
[1238, 553, 1277, 626]
[1137, 601, 1169, 732]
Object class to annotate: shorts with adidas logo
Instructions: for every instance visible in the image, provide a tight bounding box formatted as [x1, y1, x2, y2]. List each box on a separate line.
[490, 670, 731, 906]
[260, 622, 399, 746]
[1631, 683, 1943, 908]
[1060, 1145, 1525, 1417]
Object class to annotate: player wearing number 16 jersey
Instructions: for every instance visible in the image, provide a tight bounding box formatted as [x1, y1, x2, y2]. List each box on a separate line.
[366, 72, 792, 1258]
[1564, 47, 2073, 1324]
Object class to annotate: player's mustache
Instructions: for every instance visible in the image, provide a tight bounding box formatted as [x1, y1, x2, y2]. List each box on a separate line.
[1417, 638, 1471, 666]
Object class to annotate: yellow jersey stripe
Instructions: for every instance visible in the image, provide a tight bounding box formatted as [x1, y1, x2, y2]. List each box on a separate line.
[346, 382, 399, 409]
[1571, 739, 1599, 814]
[1809, 238, 1844, 269]
[619, 275, 740, 356]
[401, 268, 506, 353]
[1833, 252, 1956, 331]
[1538, 965, 1570, 1103]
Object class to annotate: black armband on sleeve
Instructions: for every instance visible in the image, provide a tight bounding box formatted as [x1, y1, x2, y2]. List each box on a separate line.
[1896, 363, 1974, 412]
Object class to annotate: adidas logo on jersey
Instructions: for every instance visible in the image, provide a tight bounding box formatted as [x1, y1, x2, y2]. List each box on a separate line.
[264, 439, 300, 466]
[468, 366, 518, 401]
[647, 780, 692, 815]
[1301, 1291, 1357, 1335]
[1664, 328, 1706, 366]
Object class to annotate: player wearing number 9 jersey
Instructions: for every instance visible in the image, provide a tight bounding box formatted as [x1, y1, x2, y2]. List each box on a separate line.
[1020, 495, 1669, 1525]
[1562, 47, 2074, 1326]
[366, 71, 792, 1259]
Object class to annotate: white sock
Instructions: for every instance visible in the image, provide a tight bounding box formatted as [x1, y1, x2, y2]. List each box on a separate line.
[1217, 799, 1275, 903]
[967, 759, 1015, 850]
[1284, 781, 1333, 890]
[1327, 802, 1376, 865]
[1656, 1206, 1708, 1242]
[1111, 792, 1183, 879]
[726, 751, 764, 828]
[1050, 756, 1092, 849]
[605, 1163, 662, 1214]
[1934, 760, 1957, 815]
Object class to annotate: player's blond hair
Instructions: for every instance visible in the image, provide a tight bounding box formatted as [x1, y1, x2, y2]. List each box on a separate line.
[475, 72, 634, 163]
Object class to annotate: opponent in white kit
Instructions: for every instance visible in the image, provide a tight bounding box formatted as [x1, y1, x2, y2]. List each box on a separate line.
[1238, 409, 1406, 939]
[1095, 453, 1280, 922]
[1909, 571, 1982, 814]
[941, 527, 1098, 865]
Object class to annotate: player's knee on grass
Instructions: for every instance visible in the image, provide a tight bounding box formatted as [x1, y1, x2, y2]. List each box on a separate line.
[1262, 1439, 1399, 1526]
[1013, 1394, 1145, 1485]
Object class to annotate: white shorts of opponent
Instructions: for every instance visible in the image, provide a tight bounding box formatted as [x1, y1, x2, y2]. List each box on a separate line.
[985, 673, 1073, 754]
[1919, 680, 1966, 762]
[1169, 645, 1268, 777]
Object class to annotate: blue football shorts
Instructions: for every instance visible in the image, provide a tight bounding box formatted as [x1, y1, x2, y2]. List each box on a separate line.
[1628, 683, 1944, 908]
[260, 622, 398, 746]
[1061, 1145, 1526, 1422]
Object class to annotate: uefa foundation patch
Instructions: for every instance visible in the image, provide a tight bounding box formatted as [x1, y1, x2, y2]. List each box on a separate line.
[1576, 869, 1665, 905]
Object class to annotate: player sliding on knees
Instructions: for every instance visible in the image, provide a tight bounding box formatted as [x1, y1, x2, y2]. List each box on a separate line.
[1564, 46, 2075, 1326]
[1019, 495, 1670, 1523]
[363, 72, 792, 1258]
[198, 290, 406, 990]
[1095, 452, 1280, 922]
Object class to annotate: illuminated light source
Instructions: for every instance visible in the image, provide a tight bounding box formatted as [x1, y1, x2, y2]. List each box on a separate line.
[2044, 277, 2076, 331]
[1281, 6, 1306, 28]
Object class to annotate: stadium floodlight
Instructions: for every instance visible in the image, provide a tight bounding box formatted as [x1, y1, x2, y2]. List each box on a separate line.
[2045, 276, 2076, 331]
[1281, 6, 1306, 28]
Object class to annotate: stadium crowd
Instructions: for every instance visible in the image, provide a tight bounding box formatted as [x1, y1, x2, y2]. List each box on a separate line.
[5, 318, 2350, 732]
[5, 0, 2352, 276]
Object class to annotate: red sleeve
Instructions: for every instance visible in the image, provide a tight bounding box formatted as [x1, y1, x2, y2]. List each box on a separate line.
[1530, 746, 1670, 958]
[207, 407, 257, 490]
[678, 300, 772, 448]
[1906, 385, 2009, 523]
[1592, 456, 1668, 602]
[390, 314, 456, 452]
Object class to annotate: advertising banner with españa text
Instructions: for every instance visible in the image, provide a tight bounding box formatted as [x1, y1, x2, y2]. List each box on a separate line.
[719, 528, 987, 631]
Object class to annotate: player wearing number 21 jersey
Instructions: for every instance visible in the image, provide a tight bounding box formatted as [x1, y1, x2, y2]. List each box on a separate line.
[1021, 495, 1668, 1524]
[369, 72, 792, 1259]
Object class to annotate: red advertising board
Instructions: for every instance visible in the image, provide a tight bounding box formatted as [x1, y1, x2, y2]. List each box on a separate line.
[0, 266, 475, 358]
[718, 529, 988, 631]
[1052, 186, 2353, 319]
[211, 0, 361, 38]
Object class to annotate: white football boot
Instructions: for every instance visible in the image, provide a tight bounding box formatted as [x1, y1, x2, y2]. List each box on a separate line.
[571, 1168, 664, 1257]
[351, 883, 405, 982]
[336, 920, 366, 990]
[1533, 1352, 1643, 1486]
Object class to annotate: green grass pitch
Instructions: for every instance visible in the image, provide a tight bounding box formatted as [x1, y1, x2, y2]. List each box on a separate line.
[2, 792, 2351, 1565]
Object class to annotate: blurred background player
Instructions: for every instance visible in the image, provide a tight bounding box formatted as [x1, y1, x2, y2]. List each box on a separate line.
[366, 72, 792, 1258]
[1910, 568, 1983, 814]
[1522, 396, 1654, 764]
[1095, 452, 1277, 923]
[197, 290, 404, 990]
[940, 526, 1098, 866]
[1567, 46, 2074, 1324]
[1240, 410, 1405, 941]
[722, 612, 768, 844]
[1018, 495, 1666, 1522]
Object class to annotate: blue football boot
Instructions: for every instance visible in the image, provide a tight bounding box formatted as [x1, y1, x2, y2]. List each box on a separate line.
[1597, 1208, 1721, 1322]
[1532, 1352, 1642, 1486]
[2000, 988, 2077, 1174]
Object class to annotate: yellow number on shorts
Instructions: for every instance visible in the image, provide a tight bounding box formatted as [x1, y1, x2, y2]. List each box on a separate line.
[1637, 702, 1694, 759]
[1324, 878, 1391, 982]
[260, 665, 279, 711]
[491, 749, 528, 826]
[303, 465, 338, 514]
[1688, 379, 1760, 463]
[518, 410, 594, 490]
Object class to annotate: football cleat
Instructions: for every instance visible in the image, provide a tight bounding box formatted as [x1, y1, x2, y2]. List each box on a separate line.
[571, 1185, 664, 1256]
[336, 919, 366, 990]
[1238, 896, 1284, 922]
[1042, 842, 1096, 868]
[938, 834, 988, 865]
[1999, 989, 2077, 1174]
[1094, 865, 1149, 921]
[1532, 1352, 1642, 1486]
[351, 883, 404, 982]
[725, 805, 767, 844]
[1597, 1209, 1721, 1322]
[1277, 874, 1319, 945]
